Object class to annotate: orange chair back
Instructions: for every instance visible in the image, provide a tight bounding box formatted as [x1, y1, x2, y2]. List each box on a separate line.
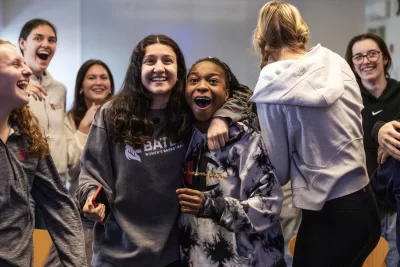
[33, 229, 52, 267]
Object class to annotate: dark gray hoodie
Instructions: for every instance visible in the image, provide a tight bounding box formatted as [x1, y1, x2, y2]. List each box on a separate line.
[76, 104, 187, 267]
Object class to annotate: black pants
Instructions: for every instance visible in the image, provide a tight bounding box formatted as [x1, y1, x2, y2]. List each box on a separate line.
[165, 260, 182, 267]
[391, 158, 400, 267]
[293, 184, 380, 267]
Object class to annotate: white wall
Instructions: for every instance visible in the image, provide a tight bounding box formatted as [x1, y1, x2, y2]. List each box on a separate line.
[365, 0, 400, 79]
[1, 0, 367, 109]
[1, 0, 81, 109]
[81, 0, 271, 95]
[0, 0, 4, 34]
[301, 0, 366, 56]
[81, 0, 365, 95]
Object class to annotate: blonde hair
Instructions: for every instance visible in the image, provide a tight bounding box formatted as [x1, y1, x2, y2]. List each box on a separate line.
[0, 39, 50, 156]
[0, 40, 13, 46]
[253, 1, 309, 68]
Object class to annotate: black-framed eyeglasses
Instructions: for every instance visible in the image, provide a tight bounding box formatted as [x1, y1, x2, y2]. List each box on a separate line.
[352, 50, 381, 65]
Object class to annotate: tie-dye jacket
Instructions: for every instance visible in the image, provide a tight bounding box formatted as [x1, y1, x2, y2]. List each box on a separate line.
[180, 119, 284, 267]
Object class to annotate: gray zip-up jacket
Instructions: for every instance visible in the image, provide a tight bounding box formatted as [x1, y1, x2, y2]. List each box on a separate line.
[180, 120, 284, 267]
[0, 124, 86, 267]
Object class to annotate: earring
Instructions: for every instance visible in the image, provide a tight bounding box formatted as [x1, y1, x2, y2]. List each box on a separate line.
[109, 91, 112, 95]
[79, 90, 83, 95]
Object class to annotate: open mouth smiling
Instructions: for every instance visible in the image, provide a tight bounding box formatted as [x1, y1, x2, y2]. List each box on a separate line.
[16, 80, 29, 90]
[37, 51, 50, 60]
[194, 96, 212, 109]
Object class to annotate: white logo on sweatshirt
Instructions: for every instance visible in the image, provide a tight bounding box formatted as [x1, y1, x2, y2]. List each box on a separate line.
[125, 145, 142, 162]
[372, 110, 383, 116]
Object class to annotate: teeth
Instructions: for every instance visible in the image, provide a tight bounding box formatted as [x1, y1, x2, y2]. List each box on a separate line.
[38, 51, 49, 55]
[17, 80, 28, 89]
[17, 81, 28, 86]
[151, 77, 167, 82]
[195, 97, 211, 101]
[362, 66, 374, 72]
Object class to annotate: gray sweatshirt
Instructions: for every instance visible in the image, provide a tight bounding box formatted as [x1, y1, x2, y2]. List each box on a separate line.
[0, 124, 87, 266]
[250, 44, 369, 211]
[77, 106, 187, 267]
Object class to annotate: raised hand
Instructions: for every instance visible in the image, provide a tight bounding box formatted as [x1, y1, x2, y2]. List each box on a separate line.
[26, 80, 47, 101]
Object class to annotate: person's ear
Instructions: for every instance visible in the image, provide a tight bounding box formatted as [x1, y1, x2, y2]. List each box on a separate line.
[383, 56, 389, 67]
[19, 38, 27, 51]
[225, 89, 230, 101]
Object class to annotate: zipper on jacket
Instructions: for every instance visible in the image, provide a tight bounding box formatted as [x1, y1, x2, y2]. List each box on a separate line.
[43, 99, 50, 131]
[39, 78, 50, 132]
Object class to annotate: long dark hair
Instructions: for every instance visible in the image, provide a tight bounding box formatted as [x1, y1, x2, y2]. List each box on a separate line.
[110, 34, 191, 147]
[68, 59, 115, 128]
[19, 18, 57, 54]
[345, 33, 392, 80]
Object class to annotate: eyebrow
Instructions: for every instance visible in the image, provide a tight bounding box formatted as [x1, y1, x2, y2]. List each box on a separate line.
[33, 34, 57, 40]
[353, 49, 378, 56]
[7, 57, 22, 64]
[209, 72, 222, 77]
[87, 73, 108, 76]
[188, 71, 222, 78]
[144, 54, 175, 58]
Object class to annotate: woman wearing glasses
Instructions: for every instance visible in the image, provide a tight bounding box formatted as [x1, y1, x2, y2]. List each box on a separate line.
[346, 33, 400, 267]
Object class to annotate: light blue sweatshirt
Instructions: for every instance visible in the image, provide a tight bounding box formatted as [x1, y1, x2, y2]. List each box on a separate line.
[250, 44, 369, 211]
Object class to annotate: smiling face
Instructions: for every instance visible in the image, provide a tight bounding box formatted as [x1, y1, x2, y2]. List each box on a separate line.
[0, 44, 32, 111]
[19, 24, 57, 77]
[82, 64, 111, 105]
[185, 61, 229, 122]
[351, 39, 388, 84]
[141, 43, 178, 108]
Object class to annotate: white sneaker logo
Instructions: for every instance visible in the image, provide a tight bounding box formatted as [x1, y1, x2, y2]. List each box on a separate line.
[372, 110, 383, 116]
[125, 145, 142, 162]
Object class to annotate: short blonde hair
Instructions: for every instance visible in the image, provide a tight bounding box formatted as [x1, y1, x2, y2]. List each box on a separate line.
[253, 1, 309, 68]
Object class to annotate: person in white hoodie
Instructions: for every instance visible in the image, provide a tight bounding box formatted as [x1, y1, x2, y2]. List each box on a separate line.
[19, 19, 67, 183]
[251, 2, 381, 266]
[18, 18, 68, 265]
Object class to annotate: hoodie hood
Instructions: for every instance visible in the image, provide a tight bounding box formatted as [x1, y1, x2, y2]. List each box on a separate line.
[251, 44, 346, 107]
